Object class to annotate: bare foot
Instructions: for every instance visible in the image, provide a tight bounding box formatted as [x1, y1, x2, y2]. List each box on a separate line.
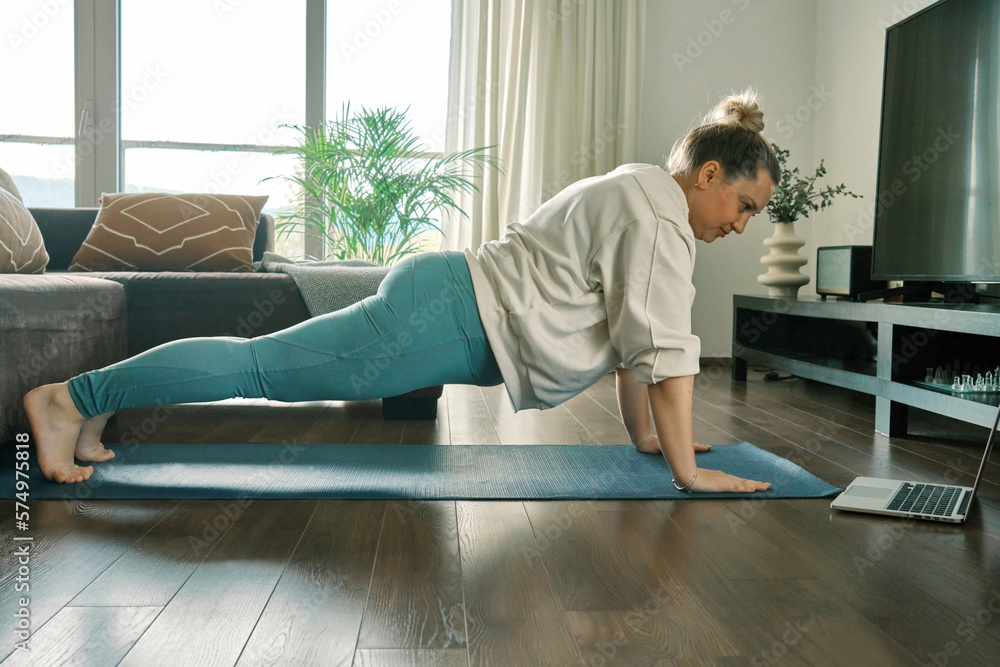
[23, 383, 92, 483]
[74, 413, 115, 462]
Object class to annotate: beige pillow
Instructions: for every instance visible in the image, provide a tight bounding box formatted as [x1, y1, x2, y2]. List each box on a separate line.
[0, 185, 49, 274]
[0, 166, 22, 201]
[69, 193, 268, 272]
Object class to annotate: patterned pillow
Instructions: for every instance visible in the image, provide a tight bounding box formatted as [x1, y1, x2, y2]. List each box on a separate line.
[0, 184, 49, 274]
[0, 166, 22, 202]
[68, 193, 268, 272]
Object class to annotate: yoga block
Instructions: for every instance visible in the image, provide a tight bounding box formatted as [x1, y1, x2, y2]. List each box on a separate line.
[382, 386, 443, 420]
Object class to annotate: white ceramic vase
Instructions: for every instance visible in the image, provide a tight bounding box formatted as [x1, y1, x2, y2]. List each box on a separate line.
[757, 221, 809, 297]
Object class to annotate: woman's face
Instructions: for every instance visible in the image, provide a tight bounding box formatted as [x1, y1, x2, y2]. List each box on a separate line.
[686, 162, 774, 243]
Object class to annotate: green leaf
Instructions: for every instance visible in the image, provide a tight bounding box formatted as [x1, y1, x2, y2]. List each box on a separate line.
[766, 143, 862, 223]
[268, 104, 501, 264]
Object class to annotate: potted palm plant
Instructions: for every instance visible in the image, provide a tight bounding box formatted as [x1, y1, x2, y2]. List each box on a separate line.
[272, 104, 500, 264]
[758, 143, 861, 297]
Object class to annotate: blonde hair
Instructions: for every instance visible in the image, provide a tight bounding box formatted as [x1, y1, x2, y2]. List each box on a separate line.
[668, 88, 779, 184]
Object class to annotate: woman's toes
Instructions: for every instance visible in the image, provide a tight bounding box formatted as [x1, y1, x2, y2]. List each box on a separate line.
[53, 463, 94, 484]
[75, 441, 115, 462]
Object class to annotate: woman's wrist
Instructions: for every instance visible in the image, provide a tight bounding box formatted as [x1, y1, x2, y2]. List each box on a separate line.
[671, 467, 699, 493]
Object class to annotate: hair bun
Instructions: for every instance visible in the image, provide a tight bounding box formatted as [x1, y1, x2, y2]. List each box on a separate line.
[704, 88, 765, 133]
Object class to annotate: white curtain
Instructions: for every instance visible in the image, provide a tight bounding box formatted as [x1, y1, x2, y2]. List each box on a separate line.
[441, 0, 646, 251]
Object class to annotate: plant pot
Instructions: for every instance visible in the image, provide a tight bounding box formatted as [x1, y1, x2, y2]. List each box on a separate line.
[757, 220, 809, 297]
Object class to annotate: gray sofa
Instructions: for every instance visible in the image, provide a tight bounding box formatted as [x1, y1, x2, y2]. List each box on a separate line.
[0, 208, 442, 445]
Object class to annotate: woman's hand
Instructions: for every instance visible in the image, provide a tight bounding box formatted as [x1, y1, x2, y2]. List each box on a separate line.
[635, 433, 660, 453]
[690, 468, 771, 493]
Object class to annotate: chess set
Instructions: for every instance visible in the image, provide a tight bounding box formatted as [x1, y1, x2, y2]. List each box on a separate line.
[916, 361, 1000, 395]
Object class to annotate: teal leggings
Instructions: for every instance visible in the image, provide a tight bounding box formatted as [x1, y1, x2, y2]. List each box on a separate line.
[67, 251, 504, 419]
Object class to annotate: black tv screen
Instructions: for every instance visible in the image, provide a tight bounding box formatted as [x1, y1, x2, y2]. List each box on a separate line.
[871, 0, 1000, 283]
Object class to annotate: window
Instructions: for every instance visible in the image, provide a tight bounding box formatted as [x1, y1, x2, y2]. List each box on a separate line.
[327, 0, 451, 152]
[327, 0, 452, 252]
[0, 0, 453, 255]
[0, 0, 76, 206]
[120, 0, 305, 218]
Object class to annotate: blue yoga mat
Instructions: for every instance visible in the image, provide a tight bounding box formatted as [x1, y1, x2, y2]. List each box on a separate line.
[3, 442, 839, 500]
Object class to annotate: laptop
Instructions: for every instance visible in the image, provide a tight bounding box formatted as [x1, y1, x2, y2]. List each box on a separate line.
[831, 401, 1000, 524]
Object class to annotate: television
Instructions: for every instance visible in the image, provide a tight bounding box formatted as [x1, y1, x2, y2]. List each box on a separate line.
[871, 0, 1000, 285]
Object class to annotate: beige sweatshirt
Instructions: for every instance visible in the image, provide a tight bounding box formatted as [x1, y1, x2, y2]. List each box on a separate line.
[464, 163, 700, 411]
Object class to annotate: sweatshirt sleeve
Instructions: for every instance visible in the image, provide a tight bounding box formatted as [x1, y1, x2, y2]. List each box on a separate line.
[592, 217, 701, 384]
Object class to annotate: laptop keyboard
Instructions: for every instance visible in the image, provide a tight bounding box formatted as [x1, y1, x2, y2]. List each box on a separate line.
[887, 483, 962, 516]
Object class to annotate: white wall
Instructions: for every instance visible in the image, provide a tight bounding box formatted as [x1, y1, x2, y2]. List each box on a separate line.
[641, 0, 819, 358]
[811, 0, 938, 252]
[640, 0, 935, 358]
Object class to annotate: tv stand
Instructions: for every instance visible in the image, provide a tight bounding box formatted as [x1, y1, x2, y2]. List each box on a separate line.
[854, 282, 980, 304]
[732, 295, 1000, 436]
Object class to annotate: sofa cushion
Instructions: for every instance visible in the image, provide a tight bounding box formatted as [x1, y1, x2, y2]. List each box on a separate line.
[83, 271, 312, 356]
[0, 185, 49, 274]
[0, 274, 127, 443]
[30, 208, 275, 271]
[68, 193, 267, 273]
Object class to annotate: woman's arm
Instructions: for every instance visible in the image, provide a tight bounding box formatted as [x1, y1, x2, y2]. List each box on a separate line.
[615, 368, 710, 454]
[614, 367, 659, 452]
[647, 375, 770, 493]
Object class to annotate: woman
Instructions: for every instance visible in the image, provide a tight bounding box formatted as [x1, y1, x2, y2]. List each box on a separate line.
[26, 90, 778, 491]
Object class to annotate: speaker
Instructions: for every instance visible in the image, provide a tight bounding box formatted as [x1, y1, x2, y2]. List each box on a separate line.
[816, 246, 885, 300]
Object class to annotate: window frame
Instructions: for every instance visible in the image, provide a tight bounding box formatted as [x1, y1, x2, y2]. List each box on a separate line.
[1, 0, 447, 256]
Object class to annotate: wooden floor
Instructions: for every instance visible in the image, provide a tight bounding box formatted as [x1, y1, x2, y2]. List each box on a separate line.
[3, 366, 1000, 666]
